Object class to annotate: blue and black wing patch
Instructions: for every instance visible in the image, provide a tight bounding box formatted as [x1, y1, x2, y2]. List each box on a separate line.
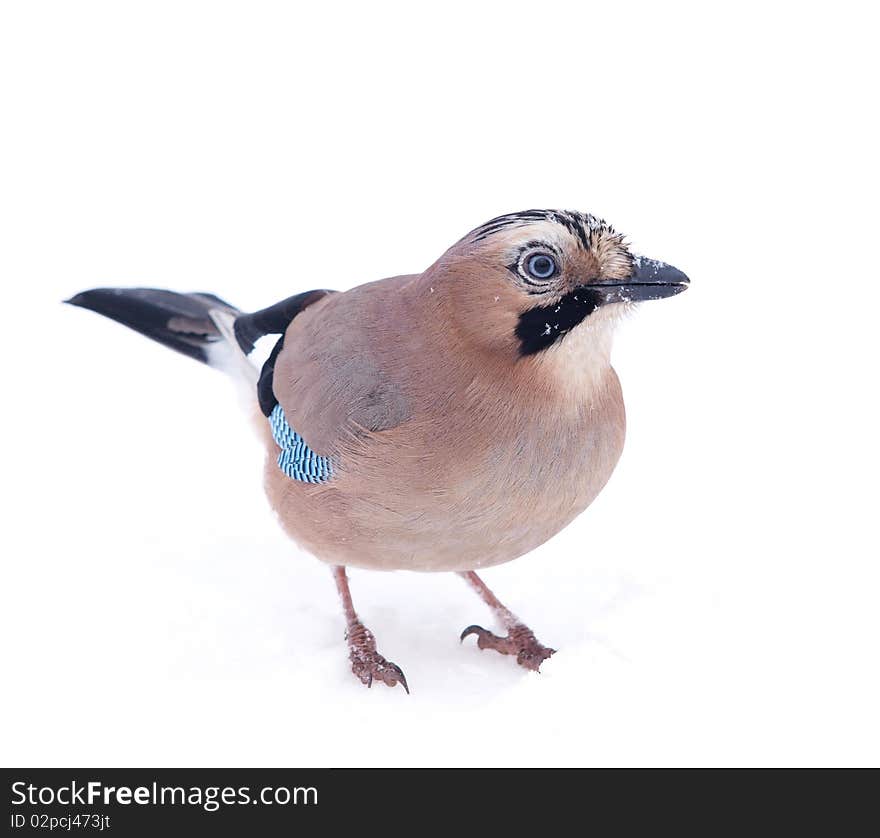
[269, 404, 333, 484]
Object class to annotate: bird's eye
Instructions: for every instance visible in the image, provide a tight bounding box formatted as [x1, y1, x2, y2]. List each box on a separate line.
[526, 253, 557, 280]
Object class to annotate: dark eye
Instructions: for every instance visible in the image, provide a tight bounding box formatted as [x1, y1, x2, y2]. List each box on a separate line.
[526, 253, 557, 280]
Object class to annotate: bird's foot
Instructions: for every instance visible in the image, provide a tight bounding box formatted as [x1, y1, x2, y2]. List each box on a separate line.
[460, 623, 555, 672]
[345, 620, 409, 694]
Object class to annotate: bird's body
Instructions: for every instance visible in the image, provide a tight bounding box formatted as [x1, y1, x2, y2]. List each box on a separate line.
[264, 273, 626, 571]
[68, 209, 687, 690]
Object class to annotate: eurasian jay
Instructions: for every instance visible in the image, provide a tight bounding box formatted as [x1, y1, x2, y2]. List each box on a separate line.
[67, 209, 689, 692]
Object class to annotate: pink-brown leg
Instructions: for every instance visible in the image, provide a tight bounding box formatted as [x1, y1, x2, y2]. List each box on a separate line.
[332, 566, 409, 694]
[458, 571, 555, 672]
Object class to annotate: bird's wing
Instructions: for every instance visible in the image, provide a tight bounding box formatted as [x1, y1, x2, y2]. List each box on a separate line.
[266, 277, 418, 456]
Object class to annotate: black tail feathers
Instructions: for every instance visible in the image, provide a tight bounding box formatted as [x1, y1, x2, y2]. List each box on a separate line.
[65, 288, 239, 365]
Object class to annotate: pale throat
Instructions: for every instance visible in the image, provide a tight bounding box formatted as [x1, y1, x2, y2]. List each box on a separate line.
[537, 308, 621, 403]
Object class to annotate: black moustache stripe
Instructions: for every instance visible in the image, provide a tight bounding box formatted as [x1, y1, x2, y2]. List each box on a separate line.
[515, 288, 603, 356]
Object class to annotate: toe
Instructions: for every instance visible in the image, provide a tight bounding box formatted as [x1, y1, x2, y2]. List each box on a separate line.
[460, 624, 488, 643]
[384, 662, 410, 694]
[460, 625, 510, 654]
[517, 645, 555, 672]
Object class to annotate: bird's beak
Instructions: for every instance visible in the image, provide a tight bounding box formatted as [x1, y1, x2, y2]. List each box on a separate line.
[591, 255, 690, 303]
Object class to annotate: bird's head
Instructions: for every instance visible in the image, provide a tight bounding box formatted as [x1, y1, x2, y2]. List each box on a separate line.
[431, 209, 688, 369]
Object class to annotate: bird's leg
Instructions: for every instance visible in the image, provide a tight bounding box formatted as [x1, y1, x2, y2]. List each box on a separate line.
[331, 566, 409, 694]
[458, 571, 555, 672]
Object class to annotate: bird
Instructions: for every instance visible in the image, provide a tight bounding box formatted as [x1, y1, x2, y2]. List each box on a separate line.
[67, 209, 689, 692]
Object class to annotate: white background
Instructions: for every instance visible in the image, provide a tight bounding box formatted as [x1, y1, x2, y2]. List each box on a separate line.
[1, 0, 878, 767]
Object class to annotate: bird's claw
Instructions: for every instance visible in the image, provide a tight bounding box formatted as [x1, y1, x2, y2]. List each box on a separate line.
[460, 623, 555, 672]
[346, 621, 409, 694]
[361, 658, 409, 694]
